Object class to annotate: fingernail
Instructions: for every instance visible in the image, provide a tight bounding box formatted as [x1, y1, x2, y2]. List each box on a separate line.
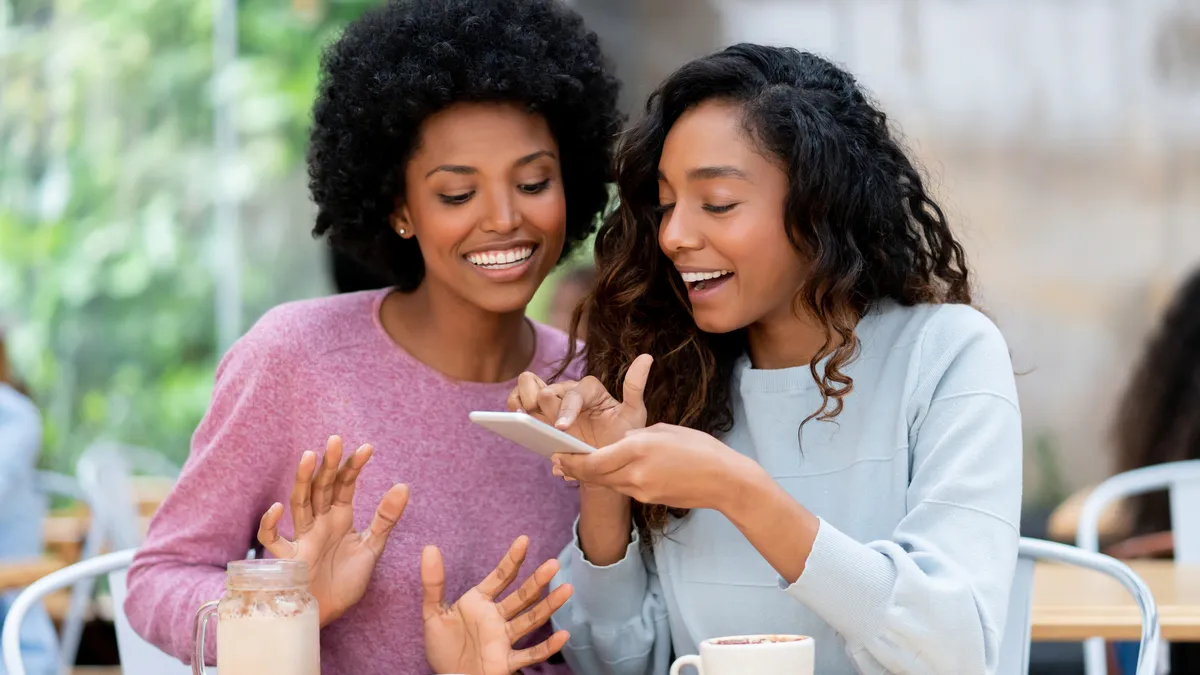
[552, 467, 563, 477]
[517, 407, 526, 414]
[556, 417, 569, 428]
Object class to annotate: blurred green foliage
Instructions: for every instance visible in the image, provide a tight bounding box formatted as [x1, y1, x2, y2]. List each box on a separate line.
[0, 0, 378, 470]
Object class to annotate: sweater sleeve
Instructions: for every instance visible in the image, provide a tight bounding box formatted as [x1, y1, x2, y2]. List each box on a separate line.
[551, 519, 672, 675]
[782, 306, 1022, 675]
[124, 315, 297, 665]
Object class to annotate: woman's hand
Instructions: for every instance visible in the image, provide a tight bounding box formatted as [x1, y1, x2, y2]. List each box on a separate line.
[507, 354, 654, 450]
[554, 423, 756, 512]
[422, 536, 573, 675]
[257, 435, 410, 627]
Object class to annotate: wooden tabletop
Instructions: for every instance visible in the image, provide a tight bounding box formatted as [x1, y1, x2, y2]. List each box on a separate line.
[0, 558, 66, 592]
[1032, 560, 1200, 641]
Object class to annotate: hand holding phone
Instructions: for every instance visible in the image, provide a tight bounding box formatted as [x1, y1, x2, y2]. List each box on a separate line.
[469, 411, 595, 460]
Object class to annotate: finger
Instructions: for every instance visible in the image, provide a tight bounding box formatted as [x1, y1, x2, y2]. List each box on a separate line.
[332, 444, 373, 507]
[506, 385, 523, 413]
[497, 557, 559, 619]
[420, 545, 446, 622]
[508, 630, 571, 673]
[556, 377, 612, 429]
[536, 386, 565, 425]
[621, 354, 654, 413]
[507, 583, 574, 644]
[476, 535, 529, 600]
[362, 483, 410, 556]
[311, 435, 344, 515]
[256, 502, 297, 559]
[555, 441, 637, 481]
[516, 372, 548, 415]
[289, 451, 318, 535]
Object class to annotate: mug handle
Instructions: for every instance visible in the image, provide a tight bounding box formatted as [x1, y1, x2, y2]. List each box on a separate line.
[670, 655, 703, 675]
[192, 599, 219, 675]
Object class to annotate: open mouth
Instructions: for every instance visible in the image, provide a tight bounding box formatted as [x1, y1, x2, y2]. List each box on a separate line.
[680, 270, 733, 292]
[464, 245, 537, 270]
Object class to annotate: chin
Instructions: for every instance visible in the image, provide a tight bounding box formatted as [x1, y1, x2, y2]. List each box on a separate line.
[691, 309, 746, 335]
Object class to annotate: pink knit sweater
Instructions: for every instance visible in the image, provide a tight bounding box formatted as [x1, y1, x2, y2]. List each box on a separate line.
[125, 289, 580, 674]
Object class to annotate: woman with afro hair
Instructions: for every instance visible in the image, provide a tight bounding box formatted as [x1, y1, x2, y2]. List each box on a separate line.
[125, 1, 622, 674]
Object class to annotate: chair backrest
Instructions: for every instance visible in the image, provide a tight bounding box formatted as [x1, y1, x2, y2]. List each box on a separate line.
[76, 441, 180, 552]
[1077, 459, 1200, 562]
[2, 550, 189, 675]
[32, 471, 95, 675]
[998, 537, 1161, 675]
[1076, 459, 1200, 675]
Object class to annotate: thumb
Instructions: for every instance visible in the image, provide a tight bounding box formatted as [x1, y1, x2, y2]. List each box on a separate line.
[420, 545, 446, 621]
[621, 353, 654, 413]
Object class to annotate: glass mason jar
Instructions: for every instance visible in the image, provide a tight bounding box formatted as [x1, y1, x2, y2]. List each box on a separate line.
[192, 559, 320, 675]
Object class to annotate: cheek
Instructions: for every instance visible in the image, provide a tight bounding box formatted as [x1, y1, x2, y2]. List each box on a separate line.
[407, 201, 477, 265]
[523, 190, 568, 243]
[729, 213, 806, 293]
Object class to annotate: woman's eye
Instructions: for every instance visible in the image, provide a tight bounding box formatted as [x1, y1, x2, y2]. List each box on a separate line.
[703, 203, 738, 214]
[439, 191, 474, 205]
[653, 203, 676, 215]
[518, 179, 552, 194]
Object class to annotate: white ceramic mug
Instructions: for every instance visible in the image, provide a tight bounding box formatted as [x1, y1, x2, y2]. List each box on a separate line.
[670, 634, 814, 675]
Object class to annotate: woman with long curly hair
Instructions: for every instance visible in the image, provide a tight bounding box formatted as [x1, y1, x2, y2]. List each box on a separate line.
[512, 45, 1021, 675]
[125, 1, 622, 673]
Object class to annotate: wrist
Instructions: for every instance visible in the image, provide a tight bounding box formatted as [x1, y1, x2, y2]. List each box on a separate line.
[712, 452, 770, 517]
[578, 487, 633, 566]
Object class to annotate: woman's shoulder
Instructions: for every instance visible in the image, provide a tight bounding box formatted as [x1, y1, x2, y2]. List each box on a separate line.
[529, 319, 585, 381]
[227, 289, 389, 370]
[866, 301, 1008, 358]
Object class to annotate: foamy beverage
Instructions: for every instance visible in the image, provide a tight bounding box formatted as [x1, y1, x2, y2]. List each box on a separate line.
[670, 634, 814, 675]
[193, 559, 320, 675]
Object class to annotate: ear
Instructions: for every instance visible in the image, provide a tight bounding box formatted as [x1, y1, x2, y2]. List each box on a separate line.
[391, 204, 414, 239]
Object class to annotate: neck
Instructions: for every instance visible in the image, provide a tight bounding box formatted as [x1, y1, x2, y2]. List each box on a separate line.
[745, 307, 834, 370]
[379, 283, 534, 383]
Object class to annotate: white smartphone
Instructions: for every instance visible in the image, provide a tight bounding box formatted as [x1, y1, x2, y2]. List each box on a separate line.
[469, 411, 595, 460]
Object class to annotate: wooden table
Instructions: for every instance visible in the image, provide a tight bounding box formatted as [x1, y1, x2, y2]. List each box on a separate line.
[1032, 560, 1200, 641]
[0, 558, 66, 592]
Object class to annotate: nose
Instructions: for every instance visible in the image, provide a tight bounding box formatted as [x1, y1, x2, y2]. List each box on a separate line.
[480, 186, 519, 234]
[658, 204, 703, 255]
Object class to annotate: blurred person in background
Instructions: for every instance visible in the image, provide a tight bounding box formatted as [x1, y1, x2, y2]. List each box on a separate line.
[0, 327, 58, 675]
[124, 1, 622, 674]
[548, 265, 596, 335]
[1107, 266, 1200, 673]
[514, 45, 1021, 675]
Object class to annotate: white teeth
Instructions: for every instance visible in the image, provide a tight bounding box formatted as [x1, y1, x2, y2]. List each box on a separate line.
[679, 270, 732, 283]
[466, 246, 534, 268]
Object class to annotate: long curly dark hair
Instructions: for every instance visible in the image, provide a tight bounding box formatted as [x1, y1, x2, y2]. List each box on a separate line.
[308, 0, 623, 290]
[563, 45, 972, 537]
[1115, 268, 1200, 536]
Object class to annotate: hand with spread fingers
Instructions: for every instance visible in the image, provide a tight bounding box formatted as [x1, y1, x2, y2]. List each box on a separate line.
[507, 353, 654, 452]
[257, 435, 410, 627]
[422, 536, 573, 675]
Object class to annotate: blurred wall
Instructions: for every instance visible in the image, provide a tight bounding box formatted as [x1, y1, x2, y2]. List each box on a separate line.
[575, 0, 1200, 499]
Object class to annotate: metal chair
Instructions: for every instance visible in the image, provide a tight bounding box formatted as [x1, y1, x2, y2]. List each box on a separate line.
[998, 537, 1161, 675]
[31, 471, 94, 675]
[2, 549, 190, 675]
[1076, 459, 1200, 675]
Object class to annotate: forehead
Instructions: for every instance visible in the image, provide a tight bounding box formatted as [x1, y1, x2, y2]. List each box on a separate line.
[411, 101, 558, 164]
[659, 100, 762, 178]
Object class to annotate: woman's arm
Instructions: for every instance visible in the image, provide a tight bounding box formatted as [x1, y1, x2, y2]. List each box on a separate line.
[551, 518, 672, 675]
[124, 318, 295, 664]
[0, 385, 42, 503]
[720, 312, 1022, 675]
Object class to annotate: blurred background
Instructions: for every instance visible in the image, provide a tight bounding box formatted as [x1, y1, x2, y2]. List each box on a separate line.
[1, 0, 1199, 671]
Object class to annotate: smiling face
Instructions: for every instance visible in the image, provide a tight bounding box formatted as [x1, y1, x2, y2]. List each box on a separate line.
[394, 102, 567, 314]
[656, 99, 808, 334]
